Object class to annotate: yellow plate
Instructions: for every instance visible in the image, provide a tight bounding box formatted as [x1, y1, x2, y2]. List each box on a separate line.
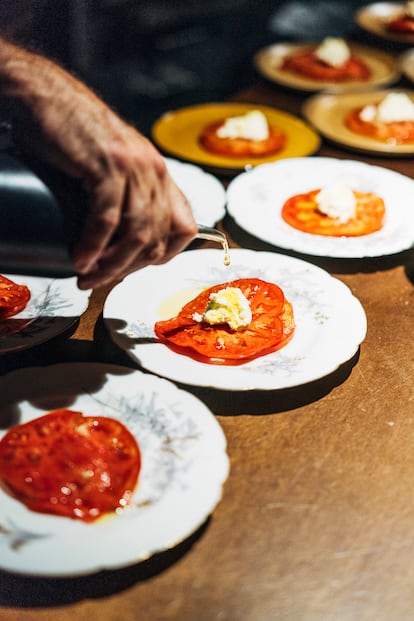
[253, 41, 400, 93]
[355, 2, 414, 45]
[303, 88, 414, 156]
[151, 102, 321, 173]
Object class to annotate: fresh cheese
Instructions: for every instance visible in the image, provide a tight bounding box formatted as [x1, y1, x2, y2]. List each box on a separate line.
[193, 286, 252, 331]
[315, 37, 351, 68]
[216, 110, 269, 141]
[315, 183, 357, 223]
[360, 92, 414, 123]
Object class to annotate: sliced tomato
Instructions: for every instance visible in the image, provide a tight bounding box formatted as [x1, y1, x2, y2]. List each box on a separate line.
[388, 16, 414, 33]
[199, 119, 286, 158]
[154, 278, 295, 365]
[281, 188, 385, 237]
[345, 107, 414, 144]
[0, 409, 141, 522]
[0, 274, 31, 319]
[282, 49, 371, 82]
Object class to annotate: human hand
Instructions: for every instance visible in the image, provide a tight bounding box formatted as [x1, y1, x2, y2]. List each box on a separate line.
[66, 119, 198, 290]
[1, 39, 197, 289]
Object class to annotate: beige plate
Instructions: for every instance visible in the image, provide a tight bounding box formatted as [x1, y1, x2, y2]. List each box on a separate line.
[302, 88, 414, 155]
[355, 2, 414, 44]
[253, 41, 400, 92]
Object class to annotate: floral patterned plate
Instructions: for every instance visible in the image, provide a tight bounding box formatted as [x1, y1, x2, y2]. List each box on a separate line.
[0, 275, 91, 353]
[226, 157, 414, 258]
[103, 248, 367, 391]
[0, 362, 229, 576]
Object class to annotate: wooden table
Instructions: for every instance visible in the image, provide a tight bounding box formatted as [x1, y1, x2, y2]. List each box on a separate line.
[2, 81, 414, 621]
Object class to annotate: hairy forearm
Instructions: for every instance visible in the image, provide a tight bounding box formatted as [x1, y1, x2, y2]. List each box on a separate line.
[0, 36, 124, 177]
[0, 37, 59, 118]
[0, 36, 102, 110]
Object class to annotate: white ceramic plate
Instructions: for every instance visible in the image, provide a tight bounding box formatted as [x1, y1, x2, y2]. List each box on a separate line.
[226, 157, 414, 258]
[355, 2, 414, 44]
[0, 362, 229, 577]
[0, 276, 91, 353]
[165, 157, 226, 226]
[103, 248, 367, 391]
[253, 41, 400, 92]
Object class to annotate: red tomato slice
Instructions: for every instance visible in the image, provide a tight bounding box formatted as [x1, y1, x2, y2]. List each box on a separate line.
[199, 119, 286, 158]
[281, 188, 385, 237]
[154, 278, 295, 365]
[388, 16, 414, 33]
[282, 49, 371, 82]
[345, 107, 414, 144]
[0, 409, 141, 522]
[0, 274, 31, 319]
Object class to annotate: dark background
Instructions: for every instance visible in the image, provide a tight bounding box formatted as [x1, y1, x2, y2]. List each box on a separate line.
[1, 1, 395, 134]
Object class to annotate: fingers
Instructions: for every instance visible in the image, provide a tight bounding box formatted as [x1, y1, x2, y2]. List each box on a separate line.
[75, 170, 197, 290]
[154, 180, 198, 263]
[71, 175, 126, 275]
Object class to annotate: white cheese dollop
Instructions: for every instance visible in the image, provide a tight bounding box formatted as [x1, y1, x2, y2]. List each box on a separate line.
[216, 110, 269, 141]
[315, 37, 351, 68]
[192, 286, 252, 331]
[360, 92, 414, 123]
[315, 183, 357, 223]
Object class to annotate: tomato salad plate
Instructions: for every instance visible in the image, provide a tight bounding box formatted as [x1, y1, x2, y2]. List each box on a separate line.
[303, 89, 414, 156]
[253, 41, 399, 92]
[0, 275, 91, 353]
[152, 103, 320, 173]
[165, 157, 226, 226]
[226, 157, 414, 258]
[0, 362, 229, 576]
[355, 2, 414, 44]
[103, 248, 366, 391]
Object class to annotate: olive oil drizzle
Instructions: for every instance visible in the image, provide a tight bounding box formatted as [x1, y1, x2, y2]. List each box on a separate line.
[196, 225, 231, 266]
